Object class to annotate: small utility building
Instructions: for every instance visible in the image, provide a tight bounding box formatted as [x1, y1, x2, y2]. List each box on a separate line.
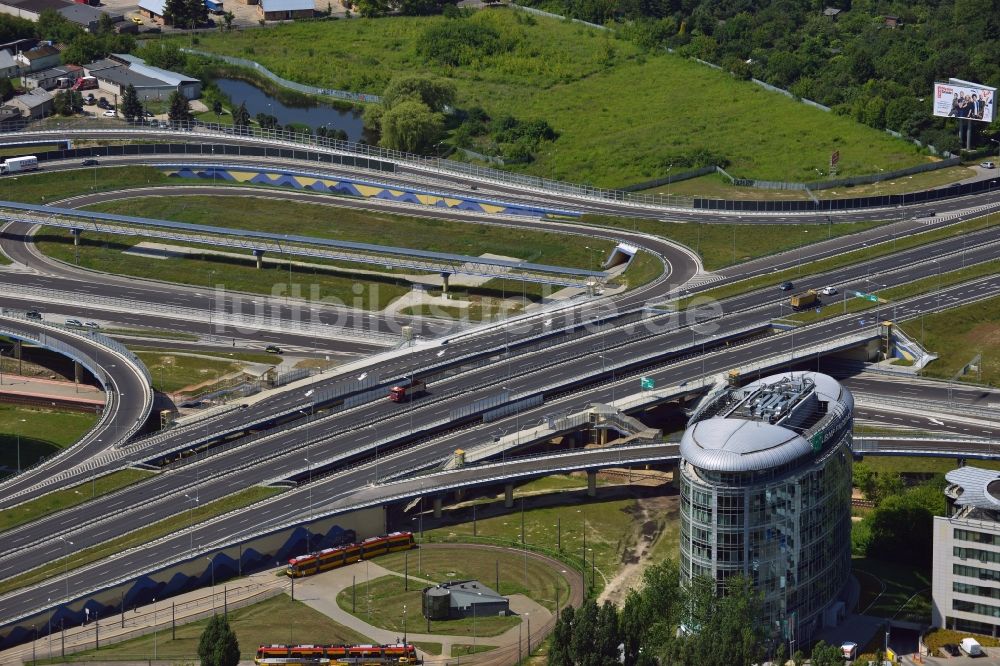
[257, 0, 313, 20]
[422, 580, 509, 620]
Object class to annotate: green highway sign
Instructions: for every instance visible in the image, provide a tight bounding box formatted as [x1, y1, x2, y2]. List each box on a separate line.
[853, 291, 879, 302]
[640, 377, 655, 390]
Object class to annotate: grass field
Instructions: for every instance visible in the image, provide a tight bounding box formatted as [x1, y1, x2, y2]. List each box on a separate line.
[0, 404, 99, 472]
[136, 350, 248, 394]
[858, 456, 1000, 477]
[29, 194, 654, 312]
[161, 9, 925, 187]
[0, 486, 281, 597]
[336, 574, 521, 637]
[83, 196, 614, 270]
[6, 166, 173, 204]
[417, 492, 653, 595]
[902, 293, 1000, 386]
[0, 468, 151, 534]
[579, 214, 883, 272]
[108, 327, 200, 342]
[46, 594, 372, 662]
[375, 545, 570, 614]
[33, 228, 412, 311]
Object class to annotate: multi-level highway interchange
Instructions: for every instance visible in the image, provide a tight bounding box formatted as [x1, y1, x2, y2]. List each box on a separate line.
[2, 123, 1000, 657]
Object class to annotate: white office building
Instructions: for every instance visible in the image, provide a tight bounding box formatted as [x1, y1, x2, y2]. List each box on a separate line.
[933, 467, 1000, 637]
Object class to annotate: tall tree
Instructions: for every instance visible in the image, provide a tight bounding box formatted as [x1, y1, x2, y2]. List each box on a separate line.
[381, 74, 456, 113]
[121, 84, 142, 122]
[594, 601, 620, 664]
[548, 606, 575, 666]
[378, 99, 443, 154]
[96, 12, 115, 35]
[197, 613, 239, 666]
[570, 600, 598, 665]
[0, 78, 13, 103]
[167, 90, 193, 123]
[233, 101, 250, 127]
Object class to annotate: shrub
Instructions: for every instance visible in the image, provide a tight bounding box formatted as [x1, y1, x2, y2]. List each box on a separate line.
[417, 20, 510, 66]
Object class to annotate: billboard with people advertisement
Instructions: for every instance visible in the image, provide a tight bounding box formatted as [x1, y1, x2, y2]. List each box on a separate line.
[933, 81, 996, 122]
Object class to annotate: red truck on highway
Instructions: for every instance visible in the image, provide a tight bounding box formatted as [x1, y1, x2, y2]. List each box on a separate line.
[388, 379, 426, 403]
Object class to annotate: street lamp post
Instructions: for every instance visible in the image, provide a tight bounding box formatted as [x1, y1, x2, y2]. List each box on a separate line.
[402, 604, 407, 645]
[205, 557, 215, 611]
[304, 456, 312, 551]
[58, 537, 73, 599]
[184, 493, 198, 552]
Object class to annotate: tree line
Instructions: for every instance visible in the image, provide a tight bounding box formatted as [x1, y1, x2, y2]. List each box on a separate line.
[549, 559, 848, 666]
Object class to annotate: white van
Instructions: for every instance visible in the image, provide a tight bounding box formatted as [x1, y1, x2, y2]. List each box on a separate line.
[960, 637, 983, 656]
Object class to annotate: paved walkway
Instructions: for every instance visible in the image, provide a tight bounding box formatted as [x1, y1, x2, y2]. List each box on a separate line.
[295, 558, 551, 660]
[0, 372, 105, 406]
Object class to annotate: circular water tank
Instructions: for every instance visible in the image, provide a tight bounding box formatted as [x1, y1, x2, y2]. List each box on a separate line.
[422, 587, 450, 620]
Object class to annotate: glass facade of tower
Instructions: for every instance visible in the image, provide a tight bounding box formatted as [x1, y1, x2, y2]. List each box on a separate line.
[679, 373, 854, 646]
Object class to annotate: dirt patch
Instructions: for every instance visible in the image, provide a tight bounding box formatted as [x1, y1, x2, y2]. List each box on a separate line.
[598, 492, 680, 607]
[963, 322, 1000, 348]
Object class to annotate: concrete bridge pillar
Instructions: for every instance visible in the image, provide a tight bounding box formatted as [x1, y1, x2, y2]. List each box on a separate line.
[71, 228, 81, 246]
[598, 428, 607, 446]
[433, 496, 443, 519]
[504, 484, 514, 508]
[587, 470, 597, 497]
[253, 249, 265, 270]
[669, 462, 681, 489]
[440, 272, 451, 295]
[74, 361, 82, 386]
[454, 488, 464, 503]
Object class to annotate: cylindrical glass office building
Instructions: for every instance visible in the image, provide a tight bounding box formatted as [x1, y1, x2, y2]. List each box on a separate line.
[679, 371, 854, 647]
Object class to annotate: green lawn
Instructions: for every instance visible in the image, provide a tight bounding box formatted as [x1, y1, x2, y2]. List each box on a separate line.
[107, 327, 200, 342]
[5, 166, 173, 204]
[336, 575, 521, 637]
[131, 347, 279, 366]
[136, 350, 246, 394]
[858, 456, 1000, 477]
[417, 494, 653, 596]
[0, 468, 152, 534]
[375, 545, 570, 614]
[0, 404, 99, 472]
[31, 194, 660, 311]
[902, 294, 1000, 386]
[44, 593, 372, 662]
[83, 196, 615, 271]
[579, 214, 884, 272]
[33, 228, 412, 311]
[165, 9, 925, 187]
[0, 486, 282, 597]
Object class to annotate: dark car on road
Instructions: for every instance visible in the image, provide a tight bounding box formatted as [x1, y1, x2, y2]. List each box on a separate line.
[81, 158, 99, 166]
[265, 345, 282, 354]
[941, 644, 961, 657]
[779, 281, 794, 291]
